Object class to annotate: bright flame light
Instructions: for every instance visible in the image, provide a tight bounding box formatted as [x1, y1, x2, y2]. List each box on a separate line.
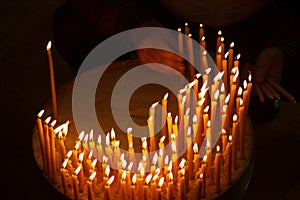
[107, 176, 115, 186]
[46, 41, 52, 51]
[37, 110, 44, 118]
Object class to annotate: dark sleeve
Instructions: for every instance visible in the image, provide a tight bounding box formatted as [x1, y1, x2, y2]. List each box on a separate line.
[70, 0, 155, 36]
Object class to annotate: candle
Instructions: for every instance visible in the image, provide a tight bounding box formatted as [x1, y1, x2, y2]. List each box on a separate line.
[137, 168, 144, 200]
[46, 41, 58, 119]
[236, 87, 243, 120]
[88, 171, 96, 200]
[96, 135, 103, 162]
[161, 93, 168, 137]
[186, 127, 193, 180]
[167, 172, 174, 200]
[167, 112, 173, 141]
[183, 108, 190, 137]
[156, 177, 164, 200]
[216, 45, 222, 72]
[228, 42, 234, 75]
[220, 37, 225, 59]
[121, 171, 127, 200]
[178, 168, 186, 200]
[193, 143, 200, 176]
[131, 174, 137, 200]
[221, 129, 227, 157]
[104, 176, 114, 200]
[143, 174, 152, 200]
[172, 115, 178, 136]
[36, 110, 47, 173]
[234, 53, 241, 68]
[188, 34, 195, 81]
[60, 158, 69, 196]
[44, 117, 52, 177]
[49, 120, 57, 183]
[226, 136, 232, 186]
[58, 131, 67, 161]
[195, 173, 203, 198]
[200, 36, 206, 51]
[201, 50, 209, 71]
[199, 24, 204, 44]
[216, 30, 222, 57]
[244, 73, 253, 113]
[76, 162, 84, 190]
[184, 22, 189, 35]
[232, 114, 238, 170]
[222, 52, 229, 91]
[200, 155, 207, 197]
[228, 74, 237, 125]
[215, 146, 221, 193]
[72, 166, 80, 200]
[202, 106, 209, 138]
[178, 28, 183, 54]
[239, 99, 245, 160]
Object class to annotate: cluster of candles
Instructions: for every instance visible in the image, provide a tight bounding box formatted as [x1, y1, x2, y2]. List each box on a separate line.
[37, 23, 253, 199]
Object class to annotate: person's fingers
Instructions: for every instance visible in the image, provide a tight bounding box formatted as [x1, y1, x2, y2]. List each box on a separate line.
[253, 82, 265, 102]
[263, 82, 281, 100]
[260, 83, 274, 99]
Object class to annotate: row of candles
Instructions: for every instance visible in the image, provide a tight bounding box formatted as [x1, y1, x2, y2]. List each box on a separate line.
[38, 23, 253, 199]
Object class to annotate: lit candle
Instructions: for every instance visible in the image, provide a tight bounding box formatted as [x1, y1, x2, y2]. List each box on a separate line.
[200, 155, 207, 198]
[195, 173, 203, 198]
[236, 87, 243, 120]
[244, 73, 253, 113]
[203, 106, 209, 138]
[161, 93, 168, 137]
[88, 171, 96, 200]
[58, 131, 66, 161]
[183, 108, 190, 137]
[232, 114, 238, 170]
[36, 110, 47, 172]
[143, 174, 152, 200]
[148, 117, 155, 153]
[49, 120, 57, 183]
[178, 28, 183, 54]
[131, 174, 137, 200]
[193, 73, 201, 97]
[184, 22, 189, 35]
[72, 166, 80, 200]
[228, 42, 234, 75]
[216, 30, 222, 57]
[200, 36, 206, 50]
[201, 51, 209, 71]
[178, 168, 186, 200]
[167, 172, 174, 200]
[76, 158, 84, 189]
[226, 136, 232, 186]
[221, 129, 228, 157]
[215, 145, 221, 193]
[60, 158, 69, 196]
[220, 37, 225, 59]
[44, 117, 51, 177]
[188, 34, 195, 81]
[167, 112, 173, 141]
[172, 115, 179, 136]
[104, 176, 114, 200]
[199, 24, 204, 44]
[137, 167, 145, 200]
[239, 99, 246, 160]
[127, 127, 133, 148]
[46, 41, 58, 119]
[186, 127, 193, 180]
[156, 177, 164, 200]
[234, 53, 241, 68]
[193, 143, 200, 176]
[222, 52, 229, 91]
[216, 45, 222, 72]
[96, 135, 103, 162]
[121, 171, 127, 200]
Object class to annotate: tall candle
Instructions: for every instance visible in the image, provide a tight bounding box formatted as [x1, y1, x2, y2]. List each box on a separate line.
[184, 22, 189, 35]
[143, 174, 152, 200]
[60, 159, 69, 196]
[121, 171, 127, 200]
[58, 131, 67, 161]
[228, 42, 234, 76]
[215, 146, 221, 193]
[216, 45, 222, 72]
[36, 110, 47, 173]
[178, 168, 186, 200]
[216, 30, 222, 57]
[232, 114, 238, 170]
[167, 112, 173, 141]
[49, 120, 57, 183]
[188, 34, 195, 81]
[88, 172, 96, 200]
[156, 177, 164, 200]
[167, 172, 174, 200]
[104, 176, 114, 200]
[199, 24, 204, 44]
[161, 93, 168, 137]
[200, 36, 206, 51]
[178, 28, 183, 54]
[72, 166, 80, 200]
[44, 117, 52, 177]
[239, 99, 245, 160]
[226, 136, 232, 186]
[200, 155, 207, 197]
[193, 143, 200, 176]
[195, 173, 203, 198]
[46, 41, 58, 119]
[130, 174, 137, 200]
[147, 116, 155, 152]
[220, 37, 225, 59]
[234, 53, 241, 68]
[222, 52, 229, 91]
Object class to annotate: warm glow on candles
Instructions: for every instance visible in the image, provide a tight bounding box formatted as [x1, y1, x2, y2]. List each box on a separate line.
[145, 174, 153, 185]
[107, 175, 115, 186]
[158, 177, 164, 188]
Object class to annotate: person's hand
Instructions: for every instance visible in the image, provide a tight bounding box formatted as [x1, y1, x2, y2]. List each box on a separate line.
[134, 20, 187, 75]
[252, 47, 284, 102]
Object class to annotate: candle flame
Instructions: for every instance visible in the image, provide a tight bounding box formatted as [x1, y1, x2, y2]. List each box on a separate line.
[225, 94, 230, 104]
[233, 114, 238, 122]
[122, 171, 127, 181]
[187, 127, 191, 137]
[200, 24, 203, 28]
[170, 133, 175, 140]
[205, 68, 211, 74]
[203, 50, 207, 56]
[91, 159, 97, 169]
[207, 139, 211, 149]
[168, 160, 172, 170]
[164, 155, 169, 166]
[168, 112, 171, 118]
[229, 135, 232, 142]
[199, 98, 205, 106]
[66, 150, 72, 158]
[79, 131, 85, 141]
[128, 162, 133, 171]
[110, 128, 116, 140]
[221, 83, 225, 93]
[152, 153, 158, 165]
[75, 165, 81, 175]
[50, 120, 57, 127]
[89, 171, 97, 182]
[107, 176, 115, 186]
[46, 41, 52, 51]
[189, 80, 196, 88]
[203, 155, 208, 162]
[200, 173, 203, 179]
[195, 73, 201, 79]
[236, 53, 241, 60]
[45, 117, 51, 124]
[224, 51, 229, 59]
[193, 143, 199, 153]
[84, 134, 89, 143]
[222, 129, 226, 134]
[218, 30, 222, 36]
[89, 129, 94, 141]
[221, 37, 224, 42]
[204, 105, 209, 113]
[103, 155, 108, 163]
[179, 158, 186, 168]
[106, 132, 110, 146]
[185, 22, 188, 26]
[178, 28, 181, 32]
[185, 108, 190, 116]
[248, 73, 252, 82]
[88, 150, 93, 159]
[243, 80, 247, 90]
[54, 120, 69, 134]
[132, 174, 137, 184]
[105, 165, 110, 177]
[188, 33, 192, 37]
[217, 145, 220, 152]
[145, 174, 153, 184]
[129, 141, 133, 149]
[37, 110, 44, 118]
[62, 158, 68, 169]
[169, 172, 173, 181]
[230, 42, 234, 48]
[218, 46, 222, 54]
[238, 87, 243, 96]
[142, 137, 147, 150]
[121, 158, 127, 169]
[160, 136, 166, 143]
[151, 102, 159, 108]
[181, 168, 185, 176]
[75, 141, 81, 150]
[207, 120, 211, 128]
[214, 90, 220, 101]
[182, 95, 186, 104]
[171, 142, 176, 153]
[240, 99, 244, 106]
[174, 115, 178, 124]
[79, 152, 84, 162]
[193, 115, 197, 123]
[163, 93, 169, 101]
[222, 105, 227, 113]
[158, 177, 164, 188]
